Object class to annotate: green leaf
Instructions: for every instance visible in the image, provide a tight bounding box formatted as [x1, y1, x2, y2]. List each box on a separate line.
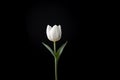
[56, 41, 68, 59]
[42, 42, 55, 57]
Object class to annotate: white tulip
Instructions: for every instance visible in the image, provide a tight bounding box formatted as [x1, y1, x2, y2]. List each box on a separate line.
[43, 25, 67, 80]
[46, 25, 62, 42]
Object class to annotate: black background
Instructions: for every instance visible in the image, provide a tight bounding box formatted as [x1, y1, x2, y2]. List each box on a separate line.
[2, 0, 108, 80]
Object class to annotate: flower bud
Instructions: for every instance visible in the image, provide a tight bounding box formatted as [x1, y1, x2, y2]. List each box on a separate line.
[46, 25, 62, 42]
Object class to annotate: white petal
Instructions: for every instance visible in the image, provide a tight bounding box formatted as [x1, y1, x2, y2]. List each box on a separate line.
[46, 25, 52, 41]
[58, 25, 62, 38]
[50, 25, 61, 42]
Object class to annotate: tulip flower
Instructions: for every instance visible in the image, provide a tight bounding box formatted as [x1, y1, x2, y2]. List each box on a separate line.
[46, 25, 61, 42]
[42, 25, 67, 80]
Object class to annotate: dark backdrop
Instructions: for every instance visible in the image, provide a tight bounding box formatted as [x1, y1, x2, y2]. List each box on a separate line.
[3, 0, 106, 80]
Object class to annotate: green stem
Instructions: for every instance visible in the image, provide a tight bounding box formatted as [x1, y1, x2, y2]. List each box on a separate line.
[54, 42, 56, 53]
[55, 58, 58, 80]
[53, 41, 58, 80]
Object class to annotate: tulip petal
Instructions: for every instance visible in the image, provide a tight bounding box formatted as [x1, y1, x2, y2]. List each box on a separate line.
[58, 25, 62, 38]
[46, 25, 52, 41]
[50, 25, 61, 42]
